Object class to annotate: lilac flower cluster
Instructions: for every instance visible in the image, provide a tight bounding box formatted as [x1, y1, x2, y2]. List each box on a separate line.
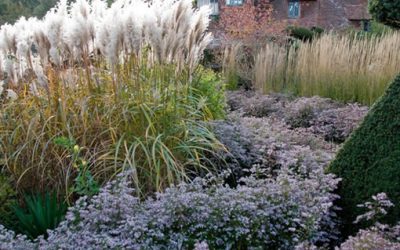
[227, 91, 368, 143]
[0, 225, 35, 249]
[0, 169, 339, 249]
[338, 224, 400, 250]
[211, 90, 369, 197]
[213, 110, 338, 183]
[0, 90, 365, 249]
[337, 193, 400, 250]
[354, 193, 394, 224]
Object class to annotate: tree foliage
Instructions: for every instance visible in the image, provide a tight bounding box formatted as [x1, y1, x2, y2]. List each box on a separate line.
[0, 0, 115, 25]
[0, 0, 56, 25]
[369, 0, 400, 29]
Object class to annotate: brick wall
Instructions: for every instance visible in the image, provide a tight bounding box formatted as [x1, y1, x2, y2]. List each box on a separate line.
[271, 0, 319, 28]
[210, 0, 370, 42]
[211, 0, 273, 40]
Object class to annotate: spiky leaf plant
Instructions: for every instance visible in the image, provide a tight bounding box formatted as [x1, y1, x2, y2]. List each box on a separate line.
[12, 192, 67, 239]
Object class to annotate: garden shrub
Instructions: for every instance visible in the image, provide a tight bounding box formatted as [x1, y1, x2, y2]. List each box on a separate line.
[0, 169, 339, 249]
[287, 26, 315, 41]
[0, 225, 35, 250]
[339, 227, 400, 250]
[329, 74, 400, 236]
[192, 67, 226, 120]
[348, 21, 394, 40]
[211, 93, 342, 185]
[210, 120, 263, 183]
[226, 90, 287, 118]
[311, 26, 324, 36]
[225, 90, 367, 145]
[286, 105, 315, 128]
[311, 104, 368, 143]
[283, 96, 338, 129]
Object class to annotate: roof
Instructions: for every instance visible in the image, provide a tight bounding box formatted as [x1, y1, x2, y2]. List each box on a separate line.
[344, 4, 372, 20]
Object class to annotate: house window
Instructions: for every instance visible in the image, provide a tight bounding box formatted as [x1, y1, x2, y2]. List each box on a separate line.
[226, 0, 243, 6]
[363, 20, 371, 32]
[288, 0, 300, 18]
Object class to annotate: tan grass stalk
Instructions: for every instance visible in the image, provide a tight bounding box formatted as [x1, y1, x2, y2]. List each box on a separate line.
[255, 32, 400, 105]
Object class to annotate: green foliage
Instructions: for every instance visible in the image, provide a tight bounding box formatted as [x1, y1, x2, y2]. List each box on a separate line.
[311, 26, 324, 35]
[329, 74, 400, 236]
[0, 174, 17, 230]
[32, 0, 59, 17]
[192, 67, 226, 120]
[1, 58, 223, 198]
[12, 192, 67, 239]
[347, 20, 394, 39]
[54, 137, 100, 198]
[0, 0, 117, 25]
[369, 0, 400, 29]
[0, 0, 57, 25]
[72, 166, 100, 198]
[369, 20, 394, 35]
[225, 72, 240, 90]
[287, 26, 322, 41]
[0, 0, 222, 200]
[53, 136, 76, 149]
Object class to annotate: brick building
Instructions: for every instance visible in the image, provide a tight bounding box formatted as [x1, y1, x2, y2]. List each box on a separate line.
[198, 0, 371, 41]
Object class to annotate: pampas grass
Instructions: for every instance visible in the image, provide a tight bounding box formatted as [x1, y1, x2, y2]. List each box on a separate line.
[255, 32, 400, 105]
[0, 0, 223, 198]
[0, 0, 212, 85]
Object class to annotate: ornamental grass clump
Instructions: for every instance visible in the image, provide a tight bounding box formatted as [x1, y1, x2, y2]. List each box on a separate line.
[0, 0, 223, 197]
[254, 32, 400, 105]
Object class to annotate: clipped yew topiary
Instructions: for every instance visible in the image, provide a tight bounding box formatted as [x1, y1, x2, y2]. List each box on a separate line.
[329, 74, 400, 237]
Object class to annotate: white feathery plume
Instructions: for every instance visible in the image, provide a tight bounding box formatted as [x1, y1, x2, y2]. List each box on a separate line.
[14, 17, 36, 79]
[4, 57, 17, 84]
[14, 17, 30, 59]
[121, 3, 145, 57]
[95, 1, 122, 64]
[0, 54, 4, 79]
[32, 22, 51, 66]
[44, 0, 68, 66]
[64, 0, 95, 61]
[33, 63, 48, 89]
[0, 80, 4, 94]
[186, 5, 212, 70]
[143, 1, 163, 65]
[91, 0, 108, 18]
[0, 24, 17, 55]
[0, 0, 212, 83]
